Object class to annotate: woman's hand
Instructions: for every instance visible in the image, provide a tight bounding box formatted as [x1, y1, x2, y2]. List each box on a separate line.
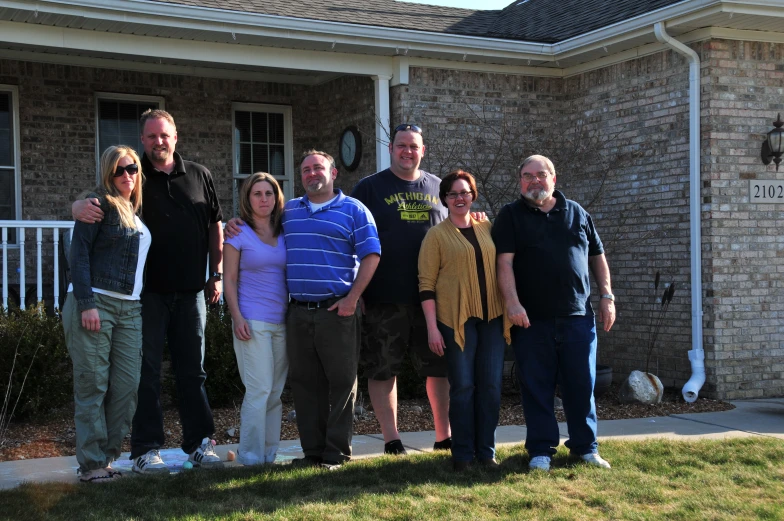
[427, 326, 446, 357]
[233, 317, 252, 341]
[81, 308, 101, 331]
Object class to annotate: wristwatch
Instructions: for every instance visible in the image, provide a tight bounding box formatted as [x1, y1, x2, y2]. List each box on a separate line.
[210, 272, 223, 281]
[600, 294, 615, 302]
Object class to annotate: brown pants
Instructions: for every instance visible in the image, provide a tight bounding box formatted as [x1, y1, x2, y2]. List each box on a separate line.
[286, 303, 360, 463]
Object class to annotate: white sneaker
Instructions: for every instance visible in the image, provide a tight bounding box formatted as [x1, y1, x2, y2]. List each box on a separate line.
[238, 451, 261, 466]
[529, 455, 551, 471]
[581, 452, 611, 469]
[132, 449, 170, 474]
[188, 437, 224, 468]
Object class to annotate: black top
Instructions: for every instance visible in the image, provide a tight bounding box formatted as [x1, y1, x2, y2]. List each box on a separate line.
[351, 168, 447, 305]
[491, 190, 603, 319]
[140, 152, 223, 293]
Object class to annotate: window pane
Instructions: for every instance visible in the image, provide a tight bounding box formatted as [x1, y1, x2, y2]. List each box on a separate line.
[0, 169, 16, 219]
[252, 144, 269, 173]
[251, 112, 268, 143]
[98, 99, 158, 157]
[235, 111, 251, 143]
[269, 113, 284, 144]
[0, 93, 11, 167]
[238, 144, 251, 176]
[270, 145, 285, 176]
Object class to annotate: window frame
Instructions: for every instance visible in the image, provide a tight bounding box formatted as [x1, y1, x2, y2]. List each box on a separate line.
[231, 102, 294, 211]
[0, 84, 22, 226]
[94, 92, 165, 182]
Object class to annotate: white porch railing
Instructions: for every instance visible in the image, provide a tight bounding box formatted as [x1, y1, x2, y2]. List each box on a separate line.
[0, 220, 74, 311]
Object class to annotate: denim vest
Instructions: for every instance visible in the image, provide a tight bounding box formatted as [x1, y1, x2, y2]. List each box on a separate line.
[70, 191, 141, 311]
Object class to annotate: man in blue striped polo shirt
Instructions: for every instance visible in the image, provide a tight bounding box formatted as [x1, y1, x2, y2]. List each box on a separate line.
[284, 149, 381, 470]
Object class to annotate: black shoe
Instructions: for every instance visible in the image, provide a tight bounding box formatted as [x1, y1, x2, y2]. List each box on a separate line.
[453, 460, 472, 472]
[320, 460, 342, 471]
[291, 456, 322, 468]
[433, 437, 452, 451]
[478, 458, 500, 469]
[384, 439, 408, 456]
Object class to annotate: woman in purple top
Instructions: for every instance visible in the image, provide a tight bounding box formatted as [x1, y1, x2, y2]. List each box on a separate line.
[224, 172, 288, 466]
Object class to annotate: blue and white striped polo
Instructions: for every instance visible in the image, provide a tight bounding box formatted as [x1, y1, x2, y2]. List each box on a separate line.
[282, 190, 381, 302]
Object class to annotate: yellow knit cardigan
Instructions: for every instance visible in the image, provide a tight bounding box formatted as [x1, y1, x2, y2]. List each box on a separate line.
[418, 218, 512, 350]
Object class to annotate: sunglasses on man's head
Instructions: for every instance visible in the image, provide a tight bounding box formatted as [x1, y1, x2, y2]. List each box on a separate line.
[113, 164, 140, 177]
[393, 124, 422, 134]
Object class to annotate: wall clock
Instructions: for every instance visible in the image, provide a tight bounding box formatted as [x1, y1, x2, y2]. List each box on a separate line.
[339, 126, 362, 171]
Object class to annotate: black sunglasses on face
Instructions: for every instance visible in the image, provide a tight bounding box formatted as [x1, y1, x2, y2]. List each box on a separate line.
[113, 163, 140, 177]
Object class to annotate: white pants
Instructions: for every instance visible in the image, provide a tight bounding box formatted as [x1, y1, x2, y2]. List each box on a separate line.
[233, 319, 288, 465]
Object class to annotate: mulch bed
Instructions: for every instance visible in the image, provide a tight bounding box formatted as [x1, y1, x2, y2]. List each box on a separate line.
[0, 380, 733, 462]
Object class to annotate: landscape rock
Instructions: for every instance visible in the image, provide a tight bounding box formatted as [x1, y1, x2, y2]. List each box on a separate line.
[286, 410, 297, 423]
[619, 370, 664, 404]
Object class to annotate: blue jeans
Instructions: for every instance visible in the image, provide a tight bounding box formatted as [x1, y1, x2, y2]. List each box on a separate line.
[130, 291, 214, 458]
[512, 315, 598, 457]
[439, 317, 505, 462]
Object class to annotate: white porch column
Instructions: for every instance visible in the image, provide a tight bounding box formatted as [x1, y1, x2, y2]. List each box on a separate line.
[373, 75, 391, 172]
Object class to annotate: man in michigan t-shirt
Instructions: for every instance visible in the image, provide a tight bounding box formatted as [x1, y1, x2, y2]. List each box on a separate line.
[351, 124, 452, 455]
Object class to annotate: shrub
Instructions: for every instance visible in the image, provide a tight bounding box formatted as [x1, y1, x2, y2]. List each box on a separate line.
[203, 304, 244, 407]
[0, 304, 72, 421]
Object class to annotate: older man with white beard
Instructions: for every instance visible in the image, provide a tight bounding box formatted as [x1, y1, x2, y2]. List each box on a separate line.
[492, 155, 616, 472]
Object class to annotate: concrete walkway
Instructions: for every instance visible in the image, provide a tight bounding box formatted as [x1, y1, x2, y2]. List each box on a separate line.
[1, 398, 782, 490]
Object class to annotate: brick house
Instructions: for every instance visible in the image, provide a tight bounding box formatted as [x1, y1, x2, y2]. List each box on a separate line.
[1, 0, 783, 400]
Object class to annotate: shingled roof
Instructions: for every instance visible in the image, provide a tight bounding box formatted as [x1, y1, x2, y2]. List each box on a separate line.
[488, 0, 686, 43]
[143, 0, 500, 36]
[142, 0, 687, 42]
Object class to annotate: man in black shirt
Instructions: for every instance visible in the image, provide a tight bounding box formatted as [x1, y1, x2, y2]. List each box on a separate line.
[351, 124, 452, 455]
[493, 154, 615, 472]
[73, 109, 224, 473]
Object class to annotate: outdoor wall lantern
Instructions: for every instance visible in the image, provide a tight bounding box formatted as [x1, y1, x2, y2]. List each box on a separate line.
[761, 113, 784, 171]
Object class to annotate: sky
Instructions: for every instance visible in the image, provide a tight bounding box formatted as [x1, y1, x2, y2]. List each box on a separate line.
[398, 0, 513, 9]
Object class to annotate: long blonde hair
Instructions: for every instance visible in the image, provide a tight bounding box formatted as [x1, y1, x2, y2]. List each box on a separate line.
[238, 172, 284, 237]
[99, 145, 143, 229]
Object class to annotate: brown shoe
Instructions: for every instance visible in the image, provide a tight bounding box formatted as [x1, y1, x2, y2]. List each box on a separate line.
[453, 460, 472, 472]
[478, 458, 500, 469]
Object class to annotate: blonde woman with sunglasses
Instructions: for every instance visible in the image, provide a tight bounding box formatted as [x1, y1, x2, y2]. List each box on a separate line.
[62, 145, 151, 483]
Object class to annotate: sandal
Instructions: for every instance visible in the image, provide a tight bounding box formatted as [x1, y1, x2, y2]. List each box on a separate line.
[78, 468, 116, 483]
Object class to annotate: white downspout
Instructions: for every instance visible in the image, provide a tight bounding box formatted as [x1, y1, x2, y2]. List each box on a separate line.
[653, 22, 705, 403]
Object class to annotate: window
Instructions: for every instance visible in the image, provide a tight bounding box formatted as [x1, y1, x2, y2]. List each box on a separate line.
[232, 103, 294, 211]
[95, 93, 164, 178]
[0, 85, 20, 237]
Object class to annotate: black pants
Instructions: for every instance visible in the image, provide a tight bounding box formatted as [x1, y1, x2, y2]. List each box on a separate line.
[130, 291, 214, 458]
[286, 303, 360, 463]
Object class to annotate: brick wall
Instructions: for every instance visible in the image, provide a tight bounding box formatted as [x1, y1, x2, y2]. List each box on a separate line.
[701, 40, 784, 398]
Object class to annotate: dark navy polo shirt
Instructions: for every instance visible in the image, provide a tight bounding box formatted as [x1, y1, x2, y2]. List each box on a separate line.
[491, 190, 603, 320]
[141, 152, 223, 293]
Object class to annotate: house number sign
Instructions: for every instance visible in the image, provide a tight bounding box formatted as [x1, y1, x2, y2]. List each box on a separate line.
[750, 180, 784, 203]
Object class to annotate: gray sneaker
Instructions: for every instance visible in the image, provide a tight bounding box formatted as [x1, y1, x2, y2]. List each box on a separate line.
[132, 449, 171, 475]
[188, 438, 224, 468]
[529, 455, 551, 471]
[581, 452, 611, 469]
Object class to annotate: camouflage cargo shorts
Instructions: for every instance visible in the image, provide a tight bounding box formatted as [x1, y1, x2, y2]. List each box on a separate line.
[361, 302, 448, 380]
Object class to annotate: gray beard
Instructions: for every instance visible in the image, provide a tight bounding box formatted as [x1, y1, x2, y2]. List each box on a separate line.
[523, 188, 551, 204]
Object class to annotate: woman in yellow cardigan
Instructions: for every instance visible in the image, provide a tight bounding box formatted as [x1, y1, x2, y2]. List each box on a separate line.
[418, 170, 510, 471]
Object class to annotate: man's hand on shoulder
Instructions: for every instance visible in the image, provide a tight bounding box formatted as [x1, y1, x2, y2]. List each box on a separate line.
[224, 218, 245, 239]
[73, 198, 104, 224]
[470, 211, 488, 222]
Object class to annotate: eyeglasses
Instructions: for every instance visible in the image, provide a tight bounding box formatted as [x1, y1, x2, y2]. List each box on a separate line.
[519, 172, 550, 182]
[445, 191, 474, 200]
[114, 164, 140, 177]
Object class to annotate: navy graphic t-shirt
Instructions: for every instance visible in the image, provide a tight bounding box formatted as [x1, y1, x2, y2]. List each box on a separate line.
[351, 168, 446, 305]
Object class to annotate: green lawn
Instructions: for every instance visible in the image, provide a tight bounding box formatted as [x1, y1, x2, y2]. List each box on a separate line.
[1, 438, 782, 521]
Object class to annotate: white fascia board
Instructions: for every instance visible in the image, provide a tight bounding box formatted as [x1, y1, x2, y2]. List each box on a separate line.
[0, 20, 394, 76]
